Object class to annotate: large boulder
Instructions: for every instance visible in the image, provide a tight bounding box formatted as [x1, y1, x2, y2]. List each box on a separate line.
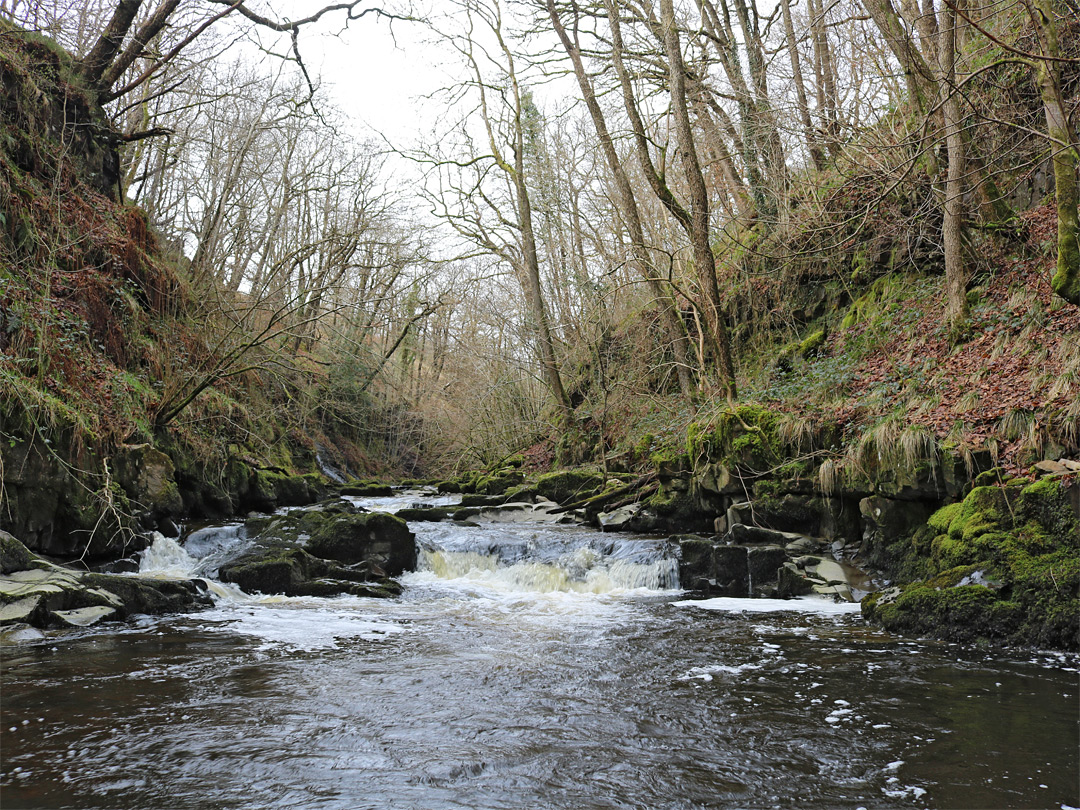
[216, 504, 414, 597]
[306, 512, 416, 575]
[535, 470, 605, 505]
[217, 545, 404, 598]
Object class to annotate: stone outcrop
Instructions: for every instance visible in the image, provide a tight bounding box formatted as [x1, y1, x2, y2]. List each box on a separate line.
[0, 532, 211, 630]
[217, 500, 415, 597]
[862, 477, 1079, 649]
[673, 526, 871, 602]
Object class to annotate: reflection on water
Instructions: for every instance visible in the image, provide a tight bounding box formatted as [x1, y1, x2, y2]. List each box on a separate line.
[2, 494, 1077, 810]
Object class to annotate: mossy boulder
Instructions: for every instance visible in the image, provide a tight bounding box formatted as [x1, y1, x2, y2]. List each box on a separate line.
[686, 404, 782, 473]
[306, 512, 416, 575]
[0, 530, 37, 574]
[395, 507, 453, 522]
[863, 480, 1079, 649]
[863, 584, 1023, 644]
[535, 470, 605, 505]
[218, 547, 319, 595]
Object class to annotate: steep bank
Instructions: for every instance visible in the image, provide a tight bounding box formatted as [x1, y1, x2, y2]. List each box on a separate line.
[433, 399, 1079, 650]
[0, 27, 402, 560]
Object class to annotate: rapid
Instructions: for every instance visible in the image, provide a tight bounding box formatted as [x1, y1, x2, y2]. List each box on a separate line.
[1, 490, 1077, 809]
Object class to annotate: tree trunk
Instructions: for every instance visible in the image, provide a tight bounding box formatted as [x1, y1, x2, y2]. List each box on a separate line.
[1029, 0, 1079, 304]
[76, 0, 144, 89]
[780, 0, 826, 170]
[546, 0, 698, 401]
[936, 0, 969, 332]
[659, 0, 737, 396]
[514, 148, 576, 428]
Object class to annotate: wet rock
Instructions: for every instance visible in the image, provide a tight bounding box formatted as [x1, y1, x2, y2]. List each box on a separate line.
[0, 534, 211, 629]
[52, 606, 117, 627]
[777, 563, 814, 597]
[459, 492, 522, 508]
[812, 582, 854, 602]
[806, 558, 848, 586]
[727, 523, 794, 545]
[712, 546, 750, 598]
[395, 507, 453, 522]
[784, 535, 824, 554]
[112, 443, 184, 520]
[306, 513, 416, 575]
[747, 547, 788, 595]
[597, 504, 643, 531]
[0, 530, 37, 574]
[291, 578, 404, 599]
[0, 595, 46, 625]
[859, 496, 936, 568]
[675, 536, 715, 588]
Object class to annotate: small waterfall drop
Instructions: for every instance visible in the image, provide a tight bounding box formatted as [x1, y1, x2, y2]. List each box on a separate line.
[416, 524, 680, 594]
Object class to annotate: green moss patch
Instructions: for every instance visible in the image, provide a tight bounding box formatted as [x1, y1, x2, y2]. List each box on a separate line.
[865, 479, 1079, 649]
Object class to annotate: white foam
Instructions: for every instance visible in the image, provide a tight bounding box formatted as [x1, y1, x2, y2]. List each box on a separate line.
[673, 596, 862, 615]
[137, 534, 198, 578]
[678, 663, 762, 681]
[417, 550, 679, 595]
[197, 603, 406, 651]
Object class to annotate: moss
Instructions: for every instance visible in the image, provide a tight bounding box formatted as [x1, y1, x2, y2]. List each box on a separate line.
[923, 564, 989, 590]
[928, 502, 962, 533]
[1019, 478, 1080, 541]
[947, 485, 1016, 542]
[475, 469, 524, 496]
[867, 477, 1079, 649]
[797, 329, 827, 358]
[535, 469, 605, 505]
[865, 584, 1022, 643]
[686, 404, 782, 471]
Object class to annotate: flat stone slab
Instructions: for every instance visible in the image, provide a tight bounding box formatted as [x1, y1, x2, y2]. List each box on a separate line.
[0, 578, 67, 598]
[52, 606, 117, 627]
[0, 596, 42, 624]
[808, 559, 848, 586]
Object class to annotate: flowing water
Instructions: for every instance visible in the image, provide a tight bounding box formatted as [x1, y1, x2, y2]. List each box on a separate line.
[2, 491, 1078, 810]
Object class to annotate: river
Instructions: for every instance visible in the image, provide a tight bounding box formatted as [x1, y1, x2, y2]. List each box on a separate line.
[2, 490, 1078, 809]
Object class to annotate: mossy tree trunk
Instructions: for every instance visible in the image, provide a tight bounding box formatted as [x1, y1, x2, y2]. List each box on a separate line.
[1028, 0, 1079, 305]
